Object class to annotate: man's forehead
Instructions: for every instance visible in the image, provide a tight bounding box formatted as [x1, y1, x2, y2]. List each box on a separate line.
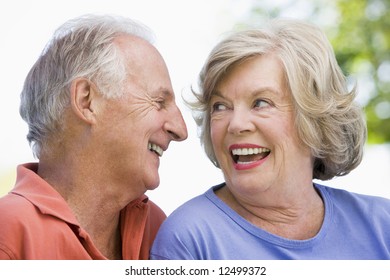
[114, 33, 150, 45]
[114, 33, 157, 57]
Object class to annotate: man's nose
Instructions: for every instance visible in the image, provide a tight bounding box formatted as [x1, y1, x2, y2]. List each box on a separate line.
[165, 105, 188, 141]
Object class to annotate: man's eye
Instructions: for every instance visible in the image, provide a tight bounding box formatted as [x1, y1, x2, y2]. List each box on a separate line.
[155, 99, 166, 109]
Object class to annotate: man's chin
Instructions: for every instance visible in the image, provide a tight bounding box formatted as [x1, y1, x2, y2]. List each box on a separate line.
[146, 178, 160, 191]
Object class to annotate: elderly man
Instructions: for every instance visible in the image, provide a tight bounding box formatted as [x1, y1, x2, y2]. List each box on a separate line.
[0, 14, 187, 259]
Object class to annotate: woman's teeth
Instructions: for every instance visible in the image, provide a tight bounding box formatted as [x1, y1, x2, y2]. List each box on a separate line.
[231, 147, 271, 164]
[231, 147, 270, 155]
[148, 142, 163, 156]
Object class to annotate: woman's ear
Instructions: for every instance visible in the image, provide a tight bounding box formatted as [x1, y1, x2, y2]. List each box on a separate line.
[70, 78, 99, 124]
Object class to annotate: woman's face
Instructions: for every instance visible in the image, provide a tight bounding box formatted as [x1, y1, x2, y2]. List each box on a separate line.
[210, 54, 313, 200]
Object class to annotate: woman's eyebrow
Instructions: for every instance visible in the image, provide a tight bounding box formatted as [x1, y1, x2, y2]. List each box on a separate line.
[251, 87, 282, 97]
[213, 87, 282, 99]
[211, 91, 225, 99]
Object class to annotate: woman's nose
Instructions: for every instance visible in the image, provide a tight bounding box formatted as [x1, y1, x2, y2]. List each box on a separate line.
[227, 108, 255, 135]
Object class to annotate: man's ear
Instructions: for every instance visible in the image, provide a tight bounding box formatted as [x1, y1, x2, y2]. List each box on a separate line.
[70, 78, 100, 124]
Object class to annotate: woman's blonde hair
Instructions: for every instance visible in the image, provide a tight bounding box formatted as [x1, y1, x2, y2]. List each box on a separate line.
[188, 18, 366, 180]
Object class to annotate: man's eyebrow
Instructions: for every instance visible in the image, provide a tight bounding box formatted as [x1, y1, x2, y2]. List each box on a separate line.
[154, 88, 174, 98]
[163, 89, 174, 97]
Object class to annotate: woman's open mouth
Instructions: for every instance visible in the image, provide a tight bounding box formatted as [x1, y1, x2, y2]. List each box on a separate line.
[230, 145, 270, 170]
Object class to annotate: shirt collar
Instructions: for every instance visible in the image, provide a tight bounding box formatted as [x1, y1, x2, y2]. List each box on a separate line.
[12, 163, 150, 227]
[11, 163, 154, 260]
[11, 163, 80, 226]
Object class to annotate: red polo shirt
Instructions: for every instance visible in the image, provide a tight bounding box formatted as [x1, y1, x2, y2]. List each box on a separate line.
[0, 163, 166, 259]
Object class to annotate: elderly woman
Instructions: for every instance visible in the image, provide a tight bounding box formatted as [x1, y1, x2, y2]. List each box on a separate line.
[151, 18, 390, 259]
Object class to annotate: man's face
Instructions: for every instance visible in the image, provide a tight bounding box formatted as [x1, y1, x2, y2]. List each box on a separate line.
[93, 35, 187, 195]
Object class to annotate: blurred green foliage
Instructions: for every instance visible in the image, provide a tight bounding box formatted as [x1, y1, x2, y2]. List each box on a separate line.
[334, 0, 390, 143]
[248, 0, 390, 143]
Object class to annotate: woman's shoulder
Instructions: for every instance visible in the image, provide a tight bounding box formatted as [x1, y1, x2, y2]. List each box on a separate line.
[151, 184, 231, 260]
[170, 186, 219, 216]
[158, 184, 225, 228]
[316, 183, 390, 217]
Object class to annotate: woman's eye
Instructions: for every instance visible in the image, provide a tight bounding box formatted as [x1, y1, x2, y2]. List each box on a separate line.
[212, 103, 227, 112]
[254, 99, 270, 108]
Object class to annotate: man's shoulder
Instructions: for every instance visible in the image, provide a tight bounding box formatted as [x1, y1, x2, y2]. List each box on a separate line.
[0, 192, 46, 240]
[0, 192, 37, 219]
[0, 192, 41, 259]
[146, 198, 167, 221]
